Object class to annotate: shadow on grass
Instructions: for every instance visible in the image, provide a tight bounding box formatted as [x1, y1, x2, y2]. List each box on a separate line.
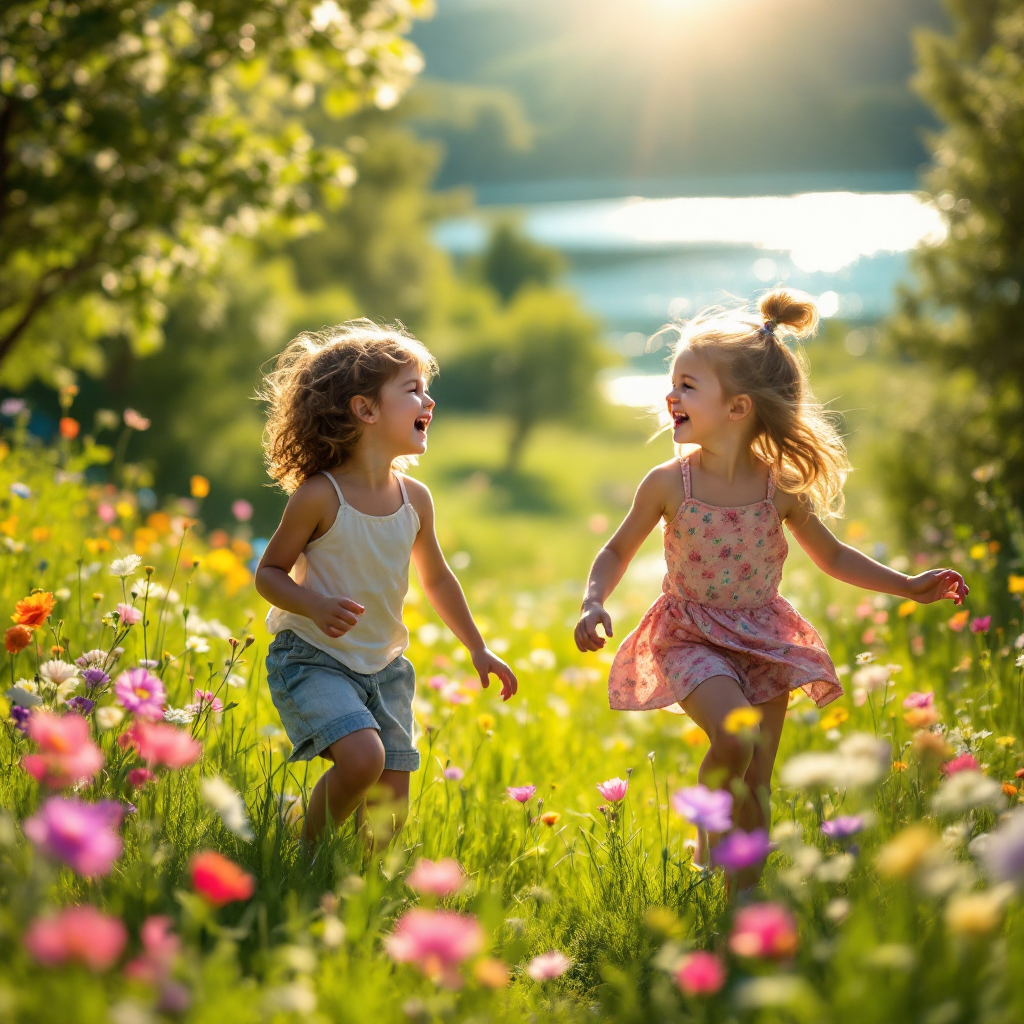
[438, 463, 567, 515]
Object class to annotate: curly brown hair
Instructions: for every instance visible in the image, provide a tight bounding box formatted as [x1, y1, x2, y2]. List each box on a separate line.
[660, 288, 851, 517]
[260, 320, 438, 494]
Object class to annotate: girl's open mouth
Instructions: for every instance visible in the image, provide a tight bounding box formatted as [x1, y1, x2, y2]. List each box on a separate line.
[673, 413, 689, 427]
[414, 414, 431, 435]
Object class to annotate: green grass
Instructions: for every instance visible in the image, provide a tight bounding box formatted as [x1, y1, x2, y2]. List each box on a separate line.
[0, 366, 1023, 1024]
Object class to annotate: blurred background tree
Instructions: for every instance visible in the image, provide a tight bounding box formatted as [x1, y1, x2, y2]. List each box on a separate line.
[882, 0, 1024, 559]
[0, 0, 427, 388]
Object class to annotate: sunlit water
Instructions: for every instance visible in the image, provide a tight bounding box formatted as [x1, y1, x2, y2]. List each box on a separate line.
[435, 189, 945, 352]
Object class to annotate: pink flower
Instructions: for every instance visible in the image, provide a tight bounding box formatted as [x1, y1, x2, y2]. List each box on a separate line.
[506, 785, 536, 803]
[674, 951, 726, 996]
[941, 753, 979, 776]
[596, 777, 629, 802]
[728, 902, 798, 959]
[407, 858, 464, 897]
[122, 721, 201, 770]
[970, 616, 991, 634]
[123, 916, 180, 983]
[671, 785, 733, 832]
[117, 603, 142, 625]
[902, 691, 934, 709]
[192, 689, 223, 713]
[127, 767, 156, 789]
[123, 408, 151, 431]
[384, 909, 484, 987]
[114, 668, 166, 720]
[443, 766, 464, 781]
[22, 711, 104, 788]
[526, 950, 571, 981]
[23, 796, 123, 876]
[427, 674, 448, 690]
[24, 906, 127, 970]
[231, 499, 253, 522]
[98, 503, 117, 524]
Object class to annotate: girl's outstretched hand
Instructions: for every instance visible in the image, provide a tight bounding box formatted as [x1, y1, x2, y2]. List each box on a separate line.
[472, 648, 518, 701]
[904, 569, 969, 605]
[575, 602, 613, 652]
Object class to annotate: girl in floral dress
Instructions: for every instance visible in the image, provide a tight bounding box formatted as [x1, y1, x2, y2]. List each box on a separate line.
[574, 288, 967, 869]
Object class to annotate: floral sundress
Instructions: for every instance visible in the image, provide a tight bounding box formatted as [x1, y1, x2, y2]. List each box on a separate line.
[608, 455, 842, 711]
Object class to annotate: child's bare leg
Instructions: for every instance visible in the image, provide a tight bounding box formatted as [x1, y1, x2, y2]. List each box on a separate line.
[681, 676, 757, 866]
[302, 729, 386, 845]
[361, 769, 411, 850]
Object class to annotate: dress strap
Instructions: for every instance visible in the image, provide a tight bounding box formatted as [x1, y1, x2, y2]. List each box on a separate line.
[766, 466, 776, 501]
[320, 471, 346, 506]
[680, 456, 692, 500]
[396, 473, 410, 505]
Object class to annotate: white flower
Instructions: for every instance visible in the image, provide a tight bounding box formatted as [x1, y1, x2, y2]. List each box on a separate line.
[132, 577, 167, 600]
[977, 809, 1024, 883]
[54, 587, 71, 601]
[855, 651, 876, 665]
[186, 635, 210, 653]
[931, 770, 1005, 817]
[76, 649, 107, 669]
[110, 554, 143, 578]
[201, 776, 254, 840]
[55, 680, 80, 702]
[39, 660, 79, 686]
[528, 648, 557, 670]
[6, 684, 41, 707]
[852, 664, 890, 692]
[164, 706, 196, 725]
[226, 673, 247, 689]
[780, 733, 888, 790]
[417, 623, 440, 646]
[1014, 634, 1024, 650]
[96, 706, 124, 730]
[189, 615, 232, 639]
[1016, 655, 1024, 668]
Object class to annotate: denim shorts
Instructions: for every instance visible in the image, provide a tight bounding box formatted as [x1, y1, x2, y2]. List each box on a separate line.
[266, 630, 420, 771]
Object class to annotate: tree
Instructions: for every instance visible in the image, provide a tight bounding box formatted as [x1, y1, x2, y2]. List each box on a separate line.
[882, 0, 1024, 546]
[481, 220, 563, 305]
[0, 0, 428, 387]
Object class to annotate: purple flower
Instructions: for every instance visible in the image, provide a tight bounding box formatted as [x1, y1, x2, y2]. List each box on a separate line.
[671, 785, 733, 833]
[81, 668, 110, 688]
[978, 809, 1024, 883]
[10, 705, 31, 734]
[66, 696, 95, 715]
[114, 668, 166, 720]
[820, 815, 864, 839]
[711, 829, 772, 872]
[23, 796, 123, 876]
[970, 616, 991, 635]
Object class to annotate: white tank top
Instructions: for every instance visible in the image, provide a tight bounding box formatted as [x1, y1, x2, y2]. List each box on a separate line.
[265, 471, 420, 675]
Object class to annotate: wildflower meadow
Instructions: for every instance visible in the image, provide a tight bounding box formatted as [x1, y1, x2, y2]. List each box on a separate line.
[3, 400, 1024, 1024]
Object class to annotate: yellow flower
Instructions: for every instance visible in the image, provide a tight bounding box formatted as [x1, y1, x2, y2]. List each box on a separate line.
[819, 707, 849, 730]
[190, 475, 211, 498]
[995, 736, 1016, 749]
[30, 526, 50, 543]
[115, 501, 134, 520]
[0, 515, 18, 537]
[903, 707, 939, 729]
[969, 543, 987, 561]
[891, 760, 908, 772]
[945, 890, 1007, 937]
[897, 600, 917, 618]
[477, 713, 495, 733]
[683, 725, 708, 747]
[1009, 575, 1024, 595]
[723, 706, 762, 735]
[875, 824, 939, 878]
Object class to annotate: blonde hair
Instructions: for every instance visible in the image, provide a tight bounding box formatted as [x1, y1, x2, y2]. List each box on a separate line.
[664, 288, 850, 517]
[260, 319, 438, 494]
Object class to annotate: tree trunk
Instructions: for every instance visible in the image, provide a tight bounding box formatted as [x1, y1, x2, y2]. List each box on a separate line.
[504, 416, 532, 474]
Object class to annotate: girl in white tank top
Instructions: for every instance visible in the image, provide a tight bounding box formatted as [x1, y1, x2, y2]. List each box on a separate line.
[255, 321, 518, 846]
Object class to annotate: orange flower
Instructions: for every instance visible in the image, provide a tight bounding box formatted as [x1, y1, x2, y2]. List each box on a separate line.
[903, 707, 939, 729]
[4, 625, 33, 653]
[190, 851, 255, 907]
[1002, 783, 1018, 797]
[12, 592, 55, 628]
[540, 812, 561, 827]
[891, 761, 908, 772]
[190, 475, 210, 499]
[947, 610, 970, 632]
[59, 417, 80, 440]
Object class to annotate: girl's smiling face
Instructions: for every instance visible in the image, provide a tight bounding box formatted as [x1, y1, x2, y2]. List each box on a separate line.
[372, 363, 435, 456]
[666, 347, 733, 444]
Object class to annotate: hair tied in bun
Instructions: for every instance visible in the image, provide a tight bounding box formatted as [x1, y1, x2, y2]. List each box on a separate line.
[758, 320, 777, 338]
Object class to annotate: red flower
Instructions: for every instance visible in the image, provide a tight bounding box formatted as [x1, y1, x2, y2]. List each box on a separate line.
[941, 753, 979, 776]
[190, 850, 255, 907]
[59, 417, 80, 440]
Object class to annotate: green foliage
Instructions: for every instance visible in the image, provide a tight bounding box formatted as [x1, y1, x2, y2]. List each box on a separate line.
[0, 0, 428, 386]
[481, 221, 564, 305]
[883, 0, 1024, 559]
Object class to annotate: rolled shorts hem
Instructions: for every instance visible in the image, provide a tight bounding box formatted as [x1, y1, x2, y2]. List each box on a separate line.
[288, 708, 379, 763]
[383, 749, 421, 772]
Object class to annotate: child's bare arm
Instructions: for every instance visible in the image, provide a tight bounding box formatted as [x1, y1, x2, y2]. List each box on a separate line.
[780, 493, 968, 605]
[575, 465, 677, 652]
[254, 481, 365, 638]
[406, 479, 517, 700]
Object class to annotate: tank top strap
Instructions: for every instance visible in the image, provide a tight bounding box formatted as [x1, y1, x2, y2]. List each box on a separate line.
[680, 456, 692, 499]
[396, 473, 410, 505]
[320, 471, 346, 506]
[766, 466, 776, 501]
